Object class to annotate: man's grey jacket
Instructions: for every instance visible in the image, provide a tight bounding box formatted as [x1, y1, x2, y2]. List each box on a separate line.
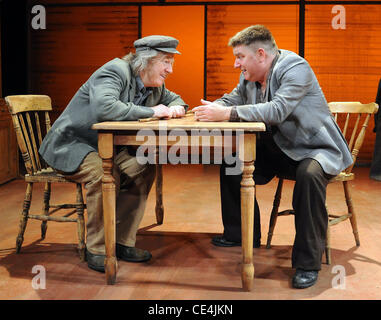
[39, 58, 186, 173]
[216, 49, 353, 176]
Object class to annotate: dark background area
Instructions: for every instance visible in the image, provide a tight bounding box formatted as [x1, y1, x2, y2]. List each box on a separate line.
[1, 0, 28, 97]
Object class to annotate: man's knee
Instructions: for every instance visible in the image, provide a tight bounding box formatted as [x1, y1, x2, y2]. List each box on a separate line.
[296, 159, 329, 188]
[296, 158, 326, 184]
[77, 152, 104, 186]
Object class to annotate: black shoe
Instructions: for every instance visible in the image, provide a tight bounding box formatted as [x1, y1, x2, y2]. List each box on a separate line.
[85, 249, 105, 273]
[211, 235, 261, 248]
[292, 269, 318, 289]
[212, 235, 241, 247]
[116, 243, 152, 262]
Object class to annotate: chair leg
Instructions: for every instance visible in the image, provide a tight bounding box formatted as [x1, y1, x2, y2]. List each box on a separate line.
[266, 178, 284, 249]
[343, 181, 360, 246]
[41, 182, 51, 240]
[16, 182, 33, 253]
[155, 162, 164, 225]
[325, 224, 331, 265]
[76, 183, 86, 262]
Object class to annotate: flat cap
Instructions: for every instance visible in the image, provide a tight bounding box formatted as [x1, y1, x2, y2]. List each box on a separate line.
[134, 35, 181, 54]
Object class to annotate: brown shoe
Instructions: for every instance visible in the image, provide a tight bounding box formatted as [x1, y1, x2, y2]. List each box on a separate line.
[116, 243, 152, 262]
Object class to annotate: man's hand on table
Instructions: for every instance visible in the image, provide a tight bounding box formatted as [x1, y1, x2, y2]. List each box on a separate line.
[193, 99, 232, 122]
[168, 105, 186, 118]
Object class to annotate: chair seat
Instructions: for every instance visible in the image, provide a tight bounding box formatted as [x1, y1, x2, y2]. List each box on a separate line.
[25, 167, 75, 183]
[277, 171, 354, 183]
[329, 171, 354, 183]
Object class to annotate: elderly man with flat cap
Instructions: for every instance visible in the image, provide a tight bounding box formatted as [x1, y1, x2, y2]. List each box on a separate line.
[39, 35, 187, 272]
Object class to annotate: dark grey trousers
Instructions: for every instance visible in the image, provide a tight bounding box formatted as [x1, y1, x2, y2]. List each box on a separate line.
[220, 132, 332, 270]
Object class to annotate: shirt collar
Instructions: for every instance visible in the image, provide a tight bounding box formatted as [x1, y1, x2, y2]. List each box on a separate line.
[135, 75, 146, 93]
[256, 50, 280, 89]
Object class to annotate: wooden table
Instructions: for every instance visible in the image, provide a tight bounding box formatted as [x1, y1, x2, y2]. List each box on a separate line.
[92, 116, 265, 291]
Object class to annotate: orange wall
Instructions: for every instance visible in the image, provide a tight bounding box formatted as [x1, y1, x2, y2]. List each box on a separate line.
[27, 2, 380, 162]
[29, 5, 139, 121]
[206, 5, 299, 101]
[142, 6, 205, 109]
[305, 4, 381, 161]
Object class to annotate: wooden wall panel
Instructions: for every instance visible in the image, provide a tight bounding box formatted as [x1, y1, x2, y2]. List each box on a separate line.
[305, 5, 381, 162]
[167, 0, 294, 2]
[27, 2, 379, 164]
[29, 0, 151, 4]
[29, 5, 139, 120]
[206, 5, 299, 101]
[308, 0, 379, 2]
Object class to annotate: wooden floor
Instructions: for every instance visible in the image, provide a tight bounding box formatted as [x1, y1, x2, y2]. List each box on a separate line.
[0, 164, 381, 300]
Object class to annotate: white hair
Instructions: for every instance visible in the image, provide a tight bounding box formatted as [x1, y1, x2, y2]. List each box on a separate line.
[122, 49, 160, 75]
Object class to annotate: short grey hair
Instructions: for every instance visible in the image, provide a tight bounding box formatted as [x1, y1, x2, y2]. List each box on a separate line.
[122, 49, 160, 76]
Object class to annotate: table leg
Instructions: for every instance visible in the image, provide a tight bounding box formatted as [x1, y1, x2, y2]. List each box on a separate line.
[155, 146, 164, 224]
[98, 132, 117, 284]
[240, 133, 256, 291]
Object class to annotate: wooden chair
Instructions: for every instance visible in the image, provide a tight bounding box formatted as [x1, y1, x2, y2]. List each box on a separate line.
[265, 101, 379, 264]
[5, 95, 86, 261]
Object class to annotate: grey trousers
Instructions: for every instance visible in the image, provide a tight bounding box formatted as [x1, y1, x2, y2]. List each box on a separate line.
[62, 148, 156, 255]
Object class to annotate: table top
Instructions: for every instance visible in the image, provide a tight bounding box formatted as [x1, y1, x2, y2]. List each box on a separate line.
[92, 116, 266, 132]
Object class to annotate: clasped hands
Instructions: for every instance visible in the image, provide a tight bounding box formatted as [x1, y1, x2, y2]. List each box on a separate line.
[152, 104, 186, 119]
[152, 99, 232, 122]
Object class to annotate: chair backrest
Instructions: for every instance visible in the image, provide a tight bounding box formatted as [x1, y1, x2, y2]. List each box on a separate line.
[328, 101, 379, 173]
[5, 95, 52, 175]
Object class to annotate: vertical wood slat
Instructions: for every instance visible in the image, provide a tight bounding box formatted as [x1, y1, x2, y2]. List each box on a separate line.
[348, 114, 361, 151]
[18, 113, 37, 173]
[10, 113, 32, 175]
[25, 112, 41, 171]
[346, 113, 372, 173]
[35, 112, 43, 146]
[342, 113, 350, 137]
[45, 112, 51, 132]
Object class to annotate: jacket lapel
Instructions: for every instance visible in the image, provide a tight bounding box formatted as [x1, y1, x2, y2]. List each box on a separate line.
[128, 72, 137, 102]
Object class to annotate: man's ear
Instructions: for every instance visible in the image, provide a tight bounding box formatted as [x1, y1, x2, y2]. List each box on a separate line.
[256, 48, 266, 61]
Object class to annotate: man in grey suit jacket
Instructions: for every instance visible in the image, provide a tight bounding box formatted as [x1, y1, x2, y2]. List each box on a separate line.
[194, 25, 353, 289]
[39, 35, 187, 273]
